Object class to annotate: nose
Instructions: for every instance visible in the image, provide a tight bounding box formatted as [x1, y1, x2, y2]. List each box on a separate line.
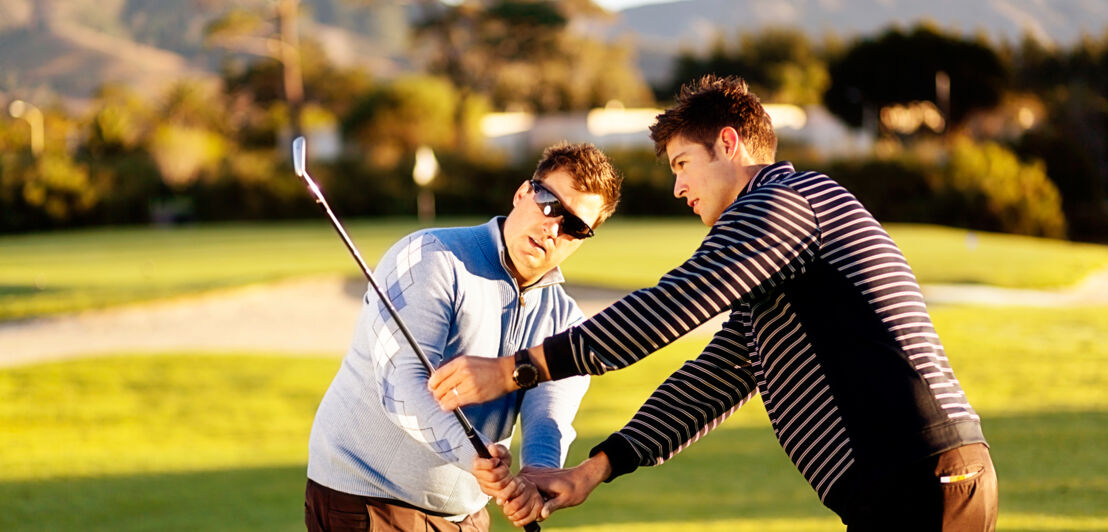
[541, 218, 560, 240]
[673, 174, 687, 199]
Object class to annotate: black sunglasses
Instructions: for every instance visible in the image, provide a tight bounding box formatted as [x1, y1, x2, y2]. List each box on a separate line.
[529, 180, 595, 239]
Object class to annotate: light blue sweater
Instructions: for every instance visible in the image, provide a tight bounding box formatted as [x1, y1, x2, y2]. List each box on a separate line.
[307, 218, 589, 520]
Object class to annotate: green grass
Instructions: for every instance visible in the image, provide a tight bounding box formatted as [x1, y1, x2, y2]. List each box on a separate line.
[887, 224, 1108, 289]
[3, 219, 1106, 321]
[0, 219, 443, 320]
[2, 305, 1106, 531]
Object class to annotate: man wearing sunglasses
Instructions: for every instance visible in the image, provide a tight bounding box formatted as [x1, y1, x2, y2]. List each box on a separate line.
[305, 142, 622, 532]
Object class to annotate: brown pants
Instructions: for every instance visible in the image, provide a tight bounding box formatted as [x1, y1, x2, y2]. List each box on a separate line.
[305, 479, 490, 532]
[846, 443, 998, 531]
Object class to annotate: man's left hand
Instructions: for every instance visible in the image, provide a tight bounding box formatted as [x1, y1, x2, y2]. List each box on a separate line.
[498, 468, 545, 528]
[473, 444, 514, 500]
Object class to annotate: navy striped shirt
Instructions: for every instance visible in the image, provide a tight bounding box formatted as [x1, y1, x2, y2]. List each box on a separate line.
[544, 161, 985, 517]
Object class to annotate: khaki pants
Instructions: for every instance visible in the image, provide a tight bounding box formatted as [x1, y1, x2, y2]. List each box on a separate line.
[305, 479, 490, 532]
[846, 443, 998, 531]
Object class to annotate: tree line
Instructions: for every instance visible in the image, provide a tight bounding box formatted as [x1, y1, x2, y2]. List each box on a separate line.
[1, 3, 1105, 241]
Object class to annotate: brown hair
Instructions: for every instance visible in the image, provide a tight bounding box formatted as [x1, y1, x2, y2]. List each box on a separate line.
[649, 75, 777, 162]
[533, 142, 623, 227]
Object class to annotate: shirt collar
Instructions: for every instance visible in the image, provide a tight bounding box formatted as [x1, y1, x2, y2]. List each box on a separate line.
[741, 161, 796, 196]
[485, 217, 566, 291]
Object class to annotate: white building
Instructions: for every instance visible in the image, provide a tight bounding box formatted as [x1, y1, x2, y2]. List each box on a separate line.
[481, 101, 873, 160]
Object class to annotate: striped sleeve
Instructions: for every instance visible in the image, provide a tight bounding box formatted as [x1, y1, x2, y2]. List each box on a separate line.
[545, 183, 820, 380]
[593, 309, 760, 478]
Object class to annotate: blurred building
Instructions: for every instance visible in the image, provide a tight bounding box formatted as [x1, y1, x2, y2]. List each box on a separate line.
[481, 101, 873, 160]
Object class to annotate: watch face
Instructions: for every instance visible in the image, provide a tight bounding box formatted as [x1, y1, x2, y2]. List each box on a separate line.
[514, 364, 539, 389]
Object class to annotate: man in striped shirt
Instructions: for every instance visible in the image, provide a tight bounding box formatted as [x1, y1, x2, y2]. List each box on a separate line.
[430, 75, 998, 531]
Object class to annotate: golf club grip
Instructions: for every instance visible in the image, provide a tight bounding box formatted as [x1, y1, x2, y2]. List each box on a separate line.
[467, 428, 493, 459]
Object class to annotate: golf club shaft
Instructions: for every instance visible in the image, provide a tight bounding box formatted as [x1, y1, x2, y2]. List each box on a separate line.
[304, 177, 489, 453]
[293, 141, 539, 531]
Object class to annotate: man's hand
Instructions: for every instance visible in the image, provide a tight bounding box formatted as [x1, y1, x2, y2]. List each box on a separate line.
[472, 444, 514, 500]
[474, 446, 544, 528]
[497, 471, 544, 528]
[521, 453, 612, 519]
[429, 356, 515, 410]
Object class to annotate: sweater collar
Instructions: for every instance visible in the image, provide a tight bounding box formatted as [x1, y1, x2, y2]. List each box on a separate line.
[483, 217, 566, 291]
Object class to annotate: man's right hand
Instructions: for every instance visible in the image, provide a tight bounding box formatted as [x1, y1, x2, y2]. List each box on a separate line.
[429, 355, 517, 409]
[521, 452, 612, 519]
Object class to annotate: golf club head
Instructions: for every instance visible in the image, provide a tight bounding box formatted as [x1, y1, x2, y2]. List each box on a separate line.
[292, 136, 307, 178]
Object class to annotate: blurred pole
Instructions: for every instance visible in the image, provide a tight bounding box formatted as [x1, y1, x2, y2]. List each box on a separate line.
[278, 0, 304, 138]
[9, 100, 44, 156]
[31, 0, 53, 32]
[413, 146, 439, 224]
[935, 71, 951, 131]
[417, 189, 435, 225]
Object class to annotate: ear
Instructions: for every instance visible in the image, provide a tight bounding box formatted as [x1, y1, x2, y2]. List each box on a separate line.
[718, 127, 742, 161]
[512, 180, 530, 207]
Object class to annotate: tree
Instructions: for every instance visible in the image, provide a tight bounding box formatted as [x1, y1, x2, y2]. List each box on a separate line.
[205, 0, 305, 137]
[343, 75, 464, 167]
[415, 0, 651, 114]
[823, 24, 1007, 132]
[1010, 30, 1108, 240]
[668, 28, 829, 105]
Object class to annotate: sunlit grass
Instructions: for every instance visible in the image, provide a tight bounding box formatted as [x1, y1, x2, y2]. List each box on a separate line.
[3, 219, 1107, 321]
[0, 354, 340, 482]
[1, 304, 1106, 531]
[887, 224, 1108, 289]
[0, 219, 446, 320]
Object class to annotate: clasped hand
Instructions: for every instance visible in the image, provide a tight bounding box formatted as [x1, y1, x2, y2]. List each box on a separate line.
[473, 444, 543, 528]
[473, 444, 603, 528]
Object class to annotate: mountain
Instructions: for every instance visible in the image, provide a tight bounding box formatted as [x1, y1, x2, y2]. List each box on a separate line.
[3, 0, 1108, 105]
[610, 0, 1108, 82]
[0, 0, 412, 107]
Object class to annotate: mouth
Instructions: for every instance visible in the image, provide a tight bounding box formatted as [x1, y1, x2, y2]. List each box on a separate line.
[688, 199, 699, 213]
[527, 236, 547, 255]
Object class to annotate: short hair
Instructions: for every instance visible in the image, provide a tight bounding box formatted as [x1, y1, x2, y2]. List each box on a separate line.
[532, 142, 623, 227]
[649, 75, 777, 162]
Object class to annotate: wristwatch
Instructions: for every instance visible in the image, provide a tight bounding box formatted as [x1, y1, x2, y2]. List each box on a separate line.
[512, 349, 540, 390]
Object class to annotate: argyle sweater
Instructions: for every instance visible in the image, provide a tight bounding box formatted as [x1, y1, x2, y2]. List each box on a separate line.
[543, 162, 985, 518]
[308, 218, 589, 520]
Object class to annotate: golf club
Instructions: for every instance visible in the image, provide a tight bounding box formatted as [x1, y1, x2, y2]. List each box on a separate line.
[292, 136, 540, 531]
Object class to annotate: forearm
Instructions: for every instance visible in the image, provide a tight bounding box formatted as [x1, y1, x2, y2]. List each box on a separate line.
[577, 452, 613, 490]
[592, 318, 758, 478]
[519, 374, 589, 468]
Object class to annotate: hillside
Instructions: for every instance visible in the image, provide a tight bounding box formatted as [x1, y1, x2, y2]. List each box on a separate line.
[0, 0, 411, 107]
[3, 0, 1108, 103]
[613, 0, 1108, 82]
[0, 21, 208, 106]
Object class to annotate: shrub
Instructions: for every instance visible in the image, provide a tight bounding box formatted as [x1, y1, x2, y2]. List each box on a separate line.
[817, 138, 1066, 238]
[941, 137, 1066, 238]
